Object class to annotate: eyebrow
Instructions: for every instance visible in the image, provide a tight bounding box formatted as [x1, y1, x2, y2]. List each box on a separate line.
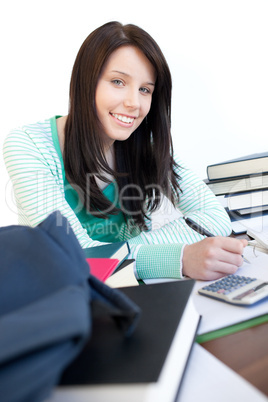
[111, 70, 155, 87]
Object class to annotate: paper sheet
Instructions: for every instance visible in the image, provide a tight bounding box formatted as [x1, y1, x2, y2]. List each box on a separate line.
[177, 343, 268, 402]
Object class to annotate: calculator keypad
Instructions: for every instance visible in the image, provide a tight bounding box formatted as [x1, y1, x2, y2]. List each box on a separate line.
[202, 275, 256, 295]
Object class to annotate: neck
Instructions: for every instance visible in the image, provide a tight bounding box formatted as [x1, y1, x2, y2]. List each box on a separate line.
[56, 115, 68, 153]
[96, 144, 115, 190]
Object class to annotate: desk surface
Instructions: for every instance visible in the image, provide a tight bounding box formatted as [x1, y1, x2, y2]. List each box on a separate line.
[201, 321, 268, 397]
[203, 231, 268, 397]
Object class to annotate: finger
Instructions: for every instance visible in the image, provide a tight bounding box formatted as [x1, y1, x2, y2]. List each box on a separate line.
[214, 261, 240, 276]
[219, 248, 244, 267]
[240, 238, 248, 248]
[221, 237, 246, 255]
[198, 263, 239, 281]
[197, 253, 241, 280]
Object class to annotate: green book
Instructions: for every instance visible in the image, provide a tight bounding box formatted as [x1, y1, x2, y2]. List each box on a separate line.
[83, 241, 130, 264]
[196, 314, 268, 343]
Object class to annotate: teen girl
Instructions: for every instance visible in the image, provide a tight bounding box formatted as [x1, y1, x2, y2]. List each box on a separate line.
[3, 21, 247, 280]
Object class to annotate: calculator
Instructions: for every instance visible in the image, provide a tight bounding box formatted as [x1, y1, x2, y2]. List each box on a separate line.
[198, 275, 268, 306]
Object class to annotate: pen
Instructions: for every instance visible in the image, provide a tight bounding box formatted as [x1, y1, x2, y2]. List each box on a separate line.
[183, 217, 250, 264]
[183, 217, 215, 237]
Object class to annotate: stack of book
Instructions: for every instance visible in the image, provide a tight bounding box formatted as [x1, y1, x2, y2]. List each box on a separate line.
[84, 241, 139, 287]
[57, 244, 201, 402]
[204, 152, 268, 216]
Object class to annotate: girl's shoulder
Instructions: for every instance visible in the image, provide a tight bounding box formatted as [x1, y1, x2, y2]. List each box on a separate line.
[5, 118, 52, 142]
[173, 154, 188, 172]
[3, 118, 57, 155]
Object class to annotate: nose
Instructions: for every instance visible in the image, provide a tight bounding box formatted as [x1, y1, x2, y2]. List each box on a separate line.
[123, 88, 140, 110]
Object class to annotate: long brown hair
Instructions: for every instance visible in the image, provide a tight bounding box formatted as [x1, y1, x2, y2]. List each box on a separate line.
[64, 21, 181, 230]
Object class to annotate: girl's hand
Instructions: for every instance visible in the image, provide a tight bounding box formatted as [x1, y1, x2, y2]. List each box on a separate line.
[182, 237, 248, 280]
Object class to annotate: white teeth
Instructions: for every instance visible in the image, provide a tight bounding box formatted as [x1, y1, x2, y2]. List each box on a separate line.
[112, 113, 134, 124]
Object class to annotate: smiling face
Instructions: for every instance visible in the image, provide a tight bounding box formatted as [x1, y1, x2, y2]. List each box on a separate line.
[95, 46, 156, 149]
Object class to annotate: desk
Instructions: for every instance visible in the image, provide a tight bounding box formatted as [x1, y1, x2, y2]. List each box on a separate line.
[201, 321, 268, 396]
[194, 231, 268, 398]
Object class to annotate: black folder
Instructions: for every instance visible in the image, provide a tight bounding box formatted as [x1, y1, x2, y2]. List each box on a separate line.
[59, 280, 201, 402]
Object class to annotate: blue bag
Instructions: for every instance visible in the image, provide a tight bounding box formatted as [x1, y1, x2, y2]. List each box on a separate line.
[0, 211, 140, 402]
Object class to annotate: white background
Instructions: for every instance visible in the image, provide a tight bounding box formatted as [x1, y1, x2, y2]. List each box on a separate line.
[1, 0, 267, 226]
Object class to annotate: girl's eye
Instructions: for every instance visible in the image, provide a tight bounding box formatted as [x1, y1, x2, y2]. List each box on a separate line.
[140, 87, 150, 94]
[112, 79, 124, 86]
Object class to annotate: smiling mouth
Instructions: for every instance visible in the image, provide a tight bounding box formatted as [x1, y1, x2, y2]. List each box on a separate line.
[111, 113, 135, 124]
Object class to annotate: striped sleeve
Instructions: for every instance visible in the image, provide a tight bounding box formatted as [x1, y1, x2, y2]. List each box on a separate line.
[127, 156, 232, 280]
[3, 123, 102, 249]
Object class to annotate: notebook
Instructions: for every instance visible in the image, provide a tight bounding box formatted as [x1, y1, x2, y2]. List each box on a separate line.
[58, 280, 201, 402]
[86, 258, 120, 282]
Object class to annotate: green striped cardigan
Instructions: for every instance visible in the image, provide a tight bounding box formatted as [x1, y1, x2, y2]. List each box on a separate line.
[3, 117, 232, 280]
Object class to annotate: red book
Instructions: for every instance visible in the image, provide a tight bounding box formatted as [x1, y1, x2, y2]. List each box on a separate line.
[86, 258, 120, 282]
